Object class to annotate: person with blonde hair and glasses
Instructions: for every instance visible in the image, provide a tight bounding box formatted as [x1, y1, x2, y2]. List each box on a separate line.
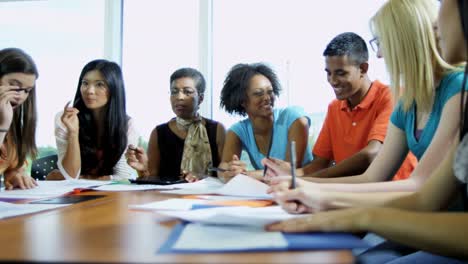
[0, 48, 39, 189]
[266, 0, 466, 211]
[268, 0, 468, 262]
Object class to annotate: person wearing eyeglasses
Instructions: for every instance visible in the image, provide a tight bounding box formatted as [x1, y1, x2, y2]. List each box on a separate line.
[269, 0, 468, 262]
[0, 48, 39, 190]
[125, 68, 226, 183]
[51, 59, 139, 181]
[262, 32, 417, 182]
[217, 63, 313, 182]
[368, 37, 381, 58]
[267, 0, 465, 210]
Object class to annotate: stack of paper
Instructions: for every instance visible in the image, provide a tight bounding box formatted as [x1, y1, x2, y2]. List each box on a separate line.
[130, 197, 273, 212]
[159, 222, 370, 253]
[130, 199, 206, 211]
[156, 205, 300, 227]
[214, 174, 272, 198]
[0, 179, 110, 200]
[161, 174, 271, 198]
[0, 201, 67, 219]
[92, 184, 175, 192]
[172, 223, 288, 250]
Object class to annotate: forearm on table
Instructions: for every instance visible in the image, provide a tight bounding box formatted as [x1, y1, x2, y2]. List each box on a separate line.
[362, 208, 468, 258]
[312, 153, 372, 179]
[315, 177, 421, 193]
[323, 191, 412, 209]
[304, 173, 371, 184]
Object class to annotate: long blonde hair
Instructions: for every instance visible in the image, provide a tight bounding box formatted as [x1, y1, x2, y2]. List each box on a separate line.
[371, 0, 457, 112]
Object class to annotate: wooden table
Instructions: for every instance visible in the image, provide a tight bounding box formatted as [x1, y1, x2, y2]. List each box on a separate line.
[0, 191, 354, 263]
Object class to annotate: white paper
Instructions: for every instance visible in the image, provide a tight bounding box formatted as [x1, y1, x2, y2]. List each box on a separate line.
[0, 179, 111, 199]
[170, 177, 224, 189]
[173, 223, 287, 250]
[156, 206, 301, 227]
[162, 174, 272, 199]
[93, 184, 174, 192]
[0, 201, 67, 219]
[161, 177, 224, 195]
[130, 199, 205, 211]
[196, 195, 268, 201]
[214, 174, 272, 199]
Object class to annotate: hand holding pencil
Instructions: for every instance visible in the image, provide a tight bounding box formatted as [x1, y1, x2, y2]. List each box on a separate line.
[125, 144, 149, 176]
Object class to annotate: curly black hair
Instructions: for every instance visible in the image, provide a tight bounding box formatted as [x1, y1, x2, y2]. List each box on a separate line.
[220, 63, 281, 116]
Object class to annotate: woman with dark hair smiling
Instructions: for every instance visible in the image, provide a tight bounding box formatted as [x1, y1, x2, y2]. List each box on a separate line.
[218, 63, 313, 182]
[0, 48, 39, 189]
[53, 59, 138, 180]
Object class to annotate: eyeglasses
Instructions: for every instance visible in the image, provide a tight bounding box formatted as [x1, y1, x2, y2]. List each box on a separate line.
[8, 80, 34, 94]
[170, 88, 196, 97]
[369, 37, 380, 53]
[11, 87, 34, 94]
[251, 90, 274, 98]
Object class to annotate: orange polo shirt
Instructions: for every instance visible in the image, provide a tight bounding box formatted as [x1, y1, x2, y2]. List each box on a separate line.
[313, 80, 417, 181]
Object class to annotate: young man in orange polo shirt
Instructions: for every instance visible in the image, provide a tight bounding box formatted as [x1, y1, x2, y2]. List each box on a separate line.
[263, 32, 417, 180]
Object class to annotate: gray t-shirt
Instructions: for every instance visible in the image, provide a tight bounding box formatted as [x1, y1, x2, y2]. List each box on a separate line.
[454, 135, 468, 200]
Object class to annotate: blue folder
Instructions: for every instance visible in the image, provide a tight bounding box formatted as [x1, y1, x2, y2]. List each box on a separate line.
[158, 221, 369, 254]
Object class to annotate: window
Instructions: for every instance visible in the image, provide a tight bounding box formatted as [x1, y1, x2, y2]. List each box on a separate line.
[122, 0, 200, 140]
[212, 0, 389, 141]
[0, 0, 106, 148]
[2, 1, 391, 153]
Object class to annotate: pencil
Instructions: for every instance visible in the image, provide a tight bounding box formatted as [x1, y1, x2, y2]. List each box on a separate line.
[263, 128, 275, 177]
[290, 141, 296, 189]
[208, 167, 229, 173]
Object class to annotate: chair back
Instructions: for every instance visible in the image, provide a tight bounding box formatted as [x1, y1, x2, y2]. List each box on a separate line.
[31, 154, 58, 180]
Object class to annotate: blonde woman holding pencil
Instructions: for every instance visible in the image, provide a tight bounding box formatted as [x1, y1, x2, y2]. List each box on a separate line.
[267, 0, 465, 210]
[268, 0, 468, 262]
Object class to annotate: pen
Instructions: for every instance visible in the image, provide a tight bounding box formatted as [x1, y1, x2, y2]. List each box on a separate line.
[207, 167, 229, 173]
[127, 143, 139, 151]
[71, 188, 93, 194]
[290, 141, 296, 189]
[262, 163, 268, 177]
[263, 128, 274, 177]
